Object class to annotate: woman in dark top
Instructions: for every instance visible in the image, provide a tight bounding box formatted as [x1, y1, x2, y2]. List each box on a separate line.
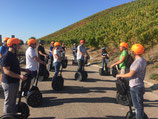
[101, 47, 109, 71]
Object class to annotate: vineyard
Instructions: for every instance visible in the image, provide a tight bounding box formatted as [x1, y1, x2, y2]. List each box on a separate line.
[39, 0, 158, 50]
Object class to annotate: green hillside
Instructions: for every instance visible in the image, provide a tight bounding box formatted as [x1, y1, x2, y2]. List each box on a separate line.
[39, 0, 158, 49]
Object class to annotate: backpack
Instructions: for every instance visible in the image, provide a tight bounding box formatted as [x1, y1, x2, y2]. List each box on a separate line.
[125, 53, 134, 68]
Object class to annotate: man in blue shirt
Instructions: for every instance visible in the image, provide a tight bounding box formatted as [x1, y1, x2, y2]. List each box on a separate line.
[48, 41, 54, 71]
[0, 37, 9, 95]
[1, 38, 27, 114]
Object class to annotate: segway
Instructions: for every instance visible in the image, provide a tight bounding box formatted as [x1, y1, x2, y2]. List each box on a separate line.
[0, 78, 30, 119]
[115, 78, 131, 106]
[99, 68, 110, 76]
[51, 65, 64, 91]
[0, 85, 4, 99]
[38, 56, 50, 81]
[23, 73, 43, 107]
[72, 59, 78, 65]
[62, 57, 68, 68]
[74, 60, 88, 81]
[112, 65, 119, 77]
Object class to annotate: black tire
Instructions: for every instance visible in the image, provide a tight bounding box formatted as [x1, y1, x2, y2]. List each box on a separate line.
[75, 72, 83, 81]
[38, 69, 49, 81]
[51, 76, 64, 91]
[26, 91, 43, 107]
[62, 59, 68, 68]
[99, 68, 104, 75]
[126, 110, 148, 119]
[17, 102, 30, 119]
[105, 71, 110, 76]
[0, 114, 16, 119]
[82, 71, 88, 80]
[116, 92, 130, 106]
[30, 86, 39, 92]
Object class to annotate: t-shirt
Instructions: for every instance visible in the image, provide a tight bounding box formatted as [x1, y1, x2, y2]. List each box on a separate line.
[72, 46, 77, 53]
[26, 47, 38, 71]
[101, 50, 109, 59]
[119, 50, 128, 69]
[49, 46, 54, 56]
[53, 49, 61, 63]
[0, 44, 9, 58]
[129, 57, 147, 88]
[77, 45, 86, 60]
[1, 51, 20, 84]
[37, 45, 45, 61]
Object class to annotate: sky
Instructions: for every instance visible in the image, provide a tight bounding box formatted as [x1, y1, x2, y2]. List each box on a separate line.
[0, 0, 134, 42]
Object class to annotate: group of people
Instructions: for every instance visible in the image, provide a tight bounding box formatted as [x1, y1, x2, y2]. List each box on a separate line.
[0, 36, 147, 119]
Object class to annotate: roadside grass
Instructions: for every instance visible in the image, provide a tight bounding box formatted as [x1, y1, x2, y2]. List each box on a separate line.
[150, 73, 158, 80]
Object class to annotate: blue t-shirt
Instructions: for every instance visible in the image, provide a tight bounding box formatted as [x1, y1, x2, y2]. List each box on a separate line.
[1, 51, 20, 84]
[0, 44, 9, 56]
[49, 46, 54, 56]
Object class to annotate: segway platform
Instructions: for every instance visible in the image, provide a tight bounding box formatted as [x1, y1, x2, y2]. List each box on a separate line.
[75, 71, 88, 81]
[99, 68, 110, 76]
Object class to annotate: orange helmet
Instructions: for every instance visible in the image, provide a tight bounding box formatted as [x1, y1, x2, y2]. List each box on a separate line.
[54, 42, 61, 47]
[3, 37, 9, 42]
[80, 40, 85, 44]
[131, 44, 144, 55]
[27, 38, 36, 46]
[7, 38, 21, 47]
[51, 41, 54, 45]
[120, 42, 128, 49]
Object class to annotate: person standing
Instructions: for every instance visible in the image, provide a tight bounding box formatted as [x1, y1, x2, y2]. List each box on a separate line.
[53, 42, 62, 79]
[48, 41, 54, 71]
[0, 37, 9, 96]
[77, 40, 89, 72]
[72, 43, 77, 61]
[116, 44, 146, 119]
[37, 40, 48, 75]
[101, 47, 109, 72]
[110, 42, 128, 74]
[1, 38, 27, 114]
[25, 38, 45, 94]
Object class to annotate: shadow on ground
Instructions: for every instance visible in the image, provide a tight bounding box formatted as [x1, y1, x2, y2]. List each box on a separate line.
[41, 85, 116, 94]
[37, 96, 117, 108]
[66, 115, 124, 119]
[29, 117, 55, 119]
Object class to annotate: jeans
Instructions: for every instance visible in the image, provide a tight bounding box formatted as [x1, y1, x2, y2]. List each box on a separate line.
[130, 86, 145, 119]
[102, 58, 108, 71]
[54, 62, 61, 79]
[73, 52, 77, 60]
[77, 59, 84, 72]
[2, 82, 19, 114]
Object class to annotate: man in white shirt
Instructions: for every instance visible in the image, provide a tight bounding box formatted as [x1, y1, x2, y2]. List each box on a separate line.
[25, 38, 45, 93]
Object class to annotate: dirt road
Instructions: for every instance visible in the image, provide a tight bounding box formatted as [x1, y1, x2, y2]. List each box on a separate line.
[0, 58, 158, 119]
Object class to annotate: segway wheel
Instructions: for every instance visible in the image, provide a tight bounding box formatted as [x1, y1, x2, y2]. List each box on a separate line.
[116, 92, 130, 106]
[62, 60, 68, 68]
[82, 71, 88, 80]
[51, 76, 64, 91]
[75, 72, 83, 81]
[26, 91, 43, 107]
[99, 68, 104, 75]
[30, 86, 39, 92]
[17, 102, 30, 119]
[45, 70, 49, 79]
[0, 114, 16, 119]
[126, 110, 148, 119]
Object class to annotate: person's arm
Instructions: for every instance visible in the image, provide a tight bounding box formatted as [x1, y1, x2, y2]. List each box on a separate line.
[33, 56, 45, 65]
[39, 51, 47, 57]
[110, 56, 125, 68]
[116, 70, 135, 78]
[3, 67, 27, 80]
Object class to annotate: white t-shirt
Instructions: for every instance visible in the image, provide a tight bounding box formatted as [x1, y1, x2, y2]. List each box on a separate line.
[26, 47, 38, 71]
[53, 49, 61, 63]
[77, 45, 86, 60]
